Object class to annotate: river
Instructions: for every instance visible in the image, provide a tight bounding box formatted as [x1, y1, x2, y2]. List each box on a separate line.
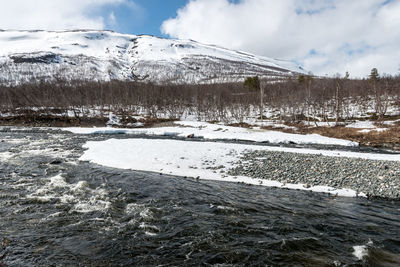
[0, 129, 399, 266]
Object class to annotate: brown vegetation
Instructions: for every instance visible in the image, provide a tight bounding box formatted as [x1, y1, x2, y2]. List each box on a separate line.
[300, 125, 400, 150]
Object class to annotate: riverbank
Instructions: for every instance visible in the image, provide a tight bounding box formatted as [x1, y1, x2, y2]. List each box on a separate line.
[228, 149, 400, 199]
[2, 121, 399, 198]
[80, 138, 400, 199]
[1, 114, 400, 151]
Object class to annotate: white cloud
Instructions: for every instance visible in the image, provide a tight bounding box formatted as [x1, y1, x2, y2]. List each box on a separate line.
[109, 11, 117, 26]
[162, 0, 400, 77]
[0, 0, 133, 31]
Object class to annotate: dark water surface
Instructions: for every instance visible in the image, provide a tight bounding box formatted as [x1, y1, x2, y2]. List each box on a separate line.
[0, 129, 399, 266]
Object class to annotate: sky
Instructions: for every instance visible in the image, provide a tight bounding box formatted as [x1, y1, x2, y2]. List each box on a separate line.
[0, 0, 399, 77]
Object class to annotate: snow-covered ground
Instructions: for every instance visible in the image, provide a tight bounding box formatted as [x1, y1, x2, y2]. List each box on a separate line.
[346, 121, 377, 129]
[358, 128, 388, 133]
[346, 120, 390, 133]
[76, 120, 400, 198]
[66, 121, 358, 147]
[80, 138, 400, 198]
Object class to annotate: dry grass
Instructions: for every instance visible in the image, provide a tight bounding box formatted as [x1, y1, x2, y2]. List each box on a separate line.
[293, 124, 400, 150]
[259, 119, 400, 150]
[141, 117, 177, 128]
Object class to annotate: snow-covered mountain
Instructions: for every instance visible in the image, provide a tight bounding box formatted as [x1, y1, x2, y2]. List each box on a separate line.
[0, 30, 305, 85]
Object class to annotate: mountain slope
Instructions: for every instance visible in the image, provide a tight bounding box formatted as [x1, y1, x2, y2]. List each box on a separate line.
[0, 30, 305, 85]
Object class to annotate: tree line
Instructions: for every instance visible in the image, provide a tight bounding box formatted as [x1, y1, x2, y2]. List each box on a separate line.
[1, 69, 400, 124]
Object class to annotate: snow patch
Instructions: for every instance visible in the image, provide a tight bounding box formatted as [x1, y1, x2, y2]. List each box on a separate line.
[346, 121, 376, 129]
[78, 138, 400, 198]
[359, 128, 388, 133]
[65, 120, 359, 147]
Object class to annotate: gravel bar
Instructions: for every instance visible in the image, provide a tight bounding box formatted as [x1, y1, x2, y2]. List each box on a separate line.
[227, 150, 400, 199]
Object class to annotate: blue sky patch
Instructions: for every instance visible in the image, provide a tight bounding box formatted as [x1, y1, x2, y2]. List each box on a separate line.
[103, 0, 189, 36]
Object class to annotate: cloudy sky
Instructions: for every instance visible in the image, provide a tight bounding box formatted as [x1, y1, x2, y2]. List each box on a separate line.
[0, 0, 399, 77]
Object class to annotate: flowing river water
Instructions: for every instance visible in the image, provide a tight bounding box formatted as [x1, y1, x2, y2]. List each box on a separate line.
[0, 128, 399, 266]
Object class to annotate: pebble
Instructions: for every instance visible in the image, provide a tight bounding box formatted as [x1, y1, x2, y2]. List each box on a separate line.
[227, 150, 400, 199]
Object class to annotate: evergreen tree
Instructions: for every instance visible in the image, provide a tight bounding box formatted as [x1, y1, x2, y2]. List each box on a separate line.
[298, 74, 305, 84]
[369, 68, 383, 120]
[369, 68, 379, 82]
[243, 76, 260, 91]
[244, 76, 263, 121]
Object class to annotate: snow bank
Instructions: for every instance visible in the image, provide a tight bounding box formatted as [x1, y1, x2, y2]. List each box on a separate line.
[346, 121, 376, 129]
[345, 120, 389, 133]
[359, 128, 388, 133]
[66, 121, 359, 147]
[80, 138, 399, 198]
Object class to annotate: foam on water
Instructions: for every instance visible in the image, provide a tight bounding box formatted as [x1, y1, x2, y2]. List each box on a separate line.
[352, 240, 373, 260]
[124, 203, 160, 235]
[144, 231, 157, 236]
[215, 205, 236, 212]
[140, 223, 160, 236]
[0, 151, 13, 161]
[353, 245, 368, 260]
[125, 203, 153, 219]
[26, 174, 112, 214]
